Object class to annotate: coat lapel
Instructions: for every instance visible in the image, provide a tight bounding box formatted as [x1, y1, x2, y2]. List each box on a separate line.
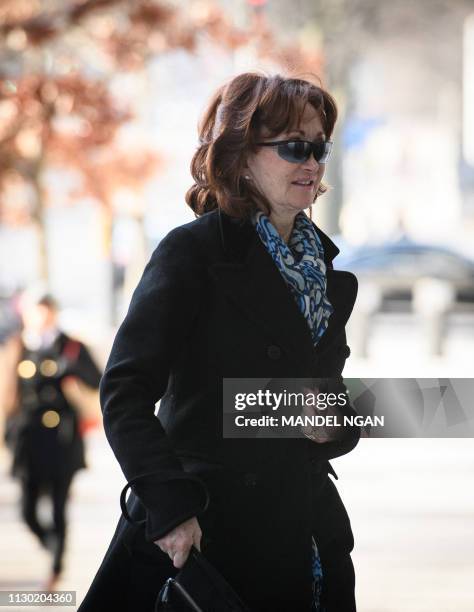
[208, 210, 357, 367]
[314, 269, 358, 357]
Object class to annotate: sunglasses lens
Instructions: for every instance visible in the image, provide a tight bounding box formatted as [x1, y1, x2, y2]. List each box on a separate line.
[312, 140, 326, 162]
[277, 141, 311, 163]
[316, 141, 332, 163]
[275, 141, 332, 163]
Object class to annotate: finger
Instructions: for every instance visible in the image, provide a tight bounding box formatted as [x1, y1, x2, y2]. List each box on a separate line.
[193, 529, 202, 552]
[154, 540, 168, 554]
[155, 535, 169, 548]
[173, 547, 190, 569]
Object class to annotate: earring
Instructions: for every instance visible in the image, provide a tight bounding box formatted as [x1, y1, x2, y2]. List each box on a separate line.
[244, 175, 251, 180]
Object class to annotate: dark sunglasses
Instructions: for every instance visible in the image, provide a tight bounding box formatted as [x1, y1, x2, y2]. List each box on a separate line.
[256, 139, 333, 164]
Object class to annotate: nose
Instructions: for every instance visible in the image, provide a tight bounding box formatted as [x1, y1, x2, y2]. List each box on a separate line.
[301, 154, 319, 172]
[302, 154, 319, 174]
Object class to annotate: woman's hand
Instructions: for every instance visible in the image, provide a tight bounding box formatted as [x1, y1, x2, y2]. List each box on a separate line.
[154, 516, 202, 568]
[300, 386, 345, 443]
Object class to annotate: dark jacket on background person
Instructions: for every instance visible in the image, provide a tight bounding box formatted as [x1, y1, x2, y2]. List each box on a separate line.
[79, 209, 360, 612]
[8, 331, 102, 482]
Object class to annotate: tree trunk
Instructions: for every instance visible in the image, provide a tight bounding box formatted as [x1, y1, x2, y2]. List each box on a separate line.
[31, 157, 49, 284]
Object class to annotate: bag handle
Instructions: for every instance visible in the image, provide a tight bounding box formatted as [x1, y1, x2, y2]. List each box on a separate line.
[120, 470, 210, 525]
[154, 546, 210, 612]
[154, 545, 251, 612]
[155, 575, 204, 612]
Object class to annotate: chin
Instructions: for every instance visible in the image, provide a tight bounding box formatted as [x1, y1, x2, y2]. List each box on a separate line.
[291, 199, 314, 212]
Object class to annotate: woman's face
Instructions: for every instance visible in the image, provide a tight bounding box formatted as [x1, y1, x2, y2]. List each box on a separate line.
[244, 103, 327, 218]
[21, 303, 57, 333]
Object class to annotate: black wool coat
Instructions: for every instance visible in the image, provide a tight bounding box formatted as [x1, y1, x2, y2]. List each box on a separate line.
[79, 209, 360, 612]
[7, 331, 101, 483]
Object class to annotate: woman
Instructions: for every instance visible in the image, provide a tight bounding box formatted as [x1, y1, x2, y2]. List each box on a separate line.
[79, 72, 360, 612]
[4, 291, 101, 590]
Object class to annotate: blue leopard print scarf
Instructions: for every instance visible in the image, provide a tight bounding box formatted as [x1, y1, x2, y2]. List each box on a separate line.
[252, 209, 332, 611]
[253, 209, 333, 345]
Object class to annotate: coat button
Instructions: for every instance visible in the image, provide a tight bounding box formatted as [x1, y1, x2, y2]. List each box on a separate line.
[339, 345, 351, 358]
[243, 472, 258, 487]
[266, 345, 281, 360]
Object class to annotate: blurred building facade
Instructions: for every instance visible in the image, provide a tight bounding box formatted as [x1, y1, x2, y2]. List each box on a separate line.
[1, 1, 474, 330]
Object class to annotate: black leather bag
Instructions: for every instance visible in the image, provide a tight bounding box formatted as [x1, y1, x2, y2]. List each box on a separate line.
[154, 545, 251, 612]
[119, 472, 251, 612]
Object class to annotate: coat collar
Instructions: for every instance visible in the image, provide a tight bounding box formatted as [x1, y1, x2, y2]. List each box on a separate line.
[216, 209, 340, 268]
[208, 209, 357, 368]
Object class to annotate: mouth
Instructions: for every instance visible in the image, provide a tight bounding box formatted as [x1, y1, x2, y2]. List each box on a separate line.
[291, 179, 314, 189]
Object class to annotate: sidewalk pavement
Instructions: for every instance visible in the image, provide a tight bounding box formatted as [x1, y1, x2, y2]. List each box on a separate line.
[0, 430, 124, 612]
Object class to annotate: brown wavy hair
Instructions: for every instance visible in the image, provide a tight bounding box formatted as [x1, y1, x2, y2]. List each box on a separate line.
[185, 71, 338, 218]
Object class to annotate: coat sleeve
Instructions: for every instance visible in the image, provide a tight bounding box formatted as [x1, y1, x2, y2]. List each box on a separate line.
[64, 340, 102, 389]
[311, 375, 361, 461]
[306, 330, 361, 463]
[100, 225, 209, 542]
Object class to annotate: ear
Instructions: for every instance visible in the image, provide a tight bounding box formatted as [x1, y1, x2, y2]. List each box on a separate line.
[241, 167, 253, 181]
[241, 152, 257, 180]
[240, 159, 252, 181]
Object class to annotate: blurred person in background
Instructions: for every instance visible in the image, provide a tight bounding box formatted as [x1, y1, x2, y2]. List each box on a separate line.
[80, 72, 360, 612]
[3, 290, 102, 591]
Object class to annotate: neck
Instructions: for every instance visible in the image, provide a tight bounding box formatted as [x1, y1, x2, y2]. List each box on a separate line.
[268, 210, 298, 244]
